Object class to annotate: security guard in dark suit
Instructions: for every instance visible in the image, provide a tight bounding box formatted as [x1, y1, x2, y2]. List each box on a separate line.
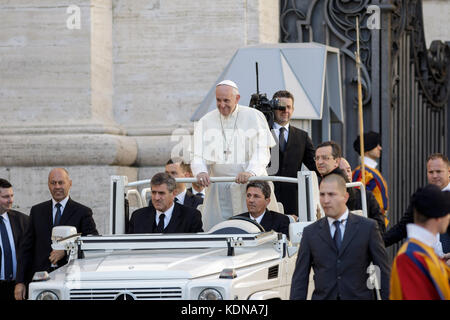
[0, 179, 29, 300]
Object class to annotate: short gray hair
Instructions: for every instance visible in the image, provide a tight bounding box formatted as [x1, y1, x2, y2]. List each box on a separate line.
[151, 172, 176, 192]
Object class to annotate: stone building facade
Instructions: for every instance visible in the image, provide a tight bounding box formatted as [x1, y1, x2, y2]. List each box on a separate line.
[0, 0, 447, 234]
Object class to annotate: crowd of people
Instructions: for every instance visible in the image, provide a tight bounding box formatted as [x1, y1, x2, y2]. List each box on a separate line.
[0, 80, 449, 300]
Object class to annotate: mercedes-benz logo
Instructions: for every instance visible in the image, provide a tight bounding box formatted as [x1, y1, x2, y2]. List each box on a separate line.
[115, 293, 135, 300]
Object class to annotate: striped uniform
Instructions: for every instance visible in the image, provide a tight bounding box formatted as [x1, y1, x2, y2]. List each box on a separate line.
[390, 238, 450, 300]
[352, 165, 389, 226]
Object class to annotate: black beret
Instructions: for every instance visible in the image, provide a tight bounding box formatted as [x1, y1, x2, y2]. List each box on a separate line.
[411, 184, 450, 218]
[353, 131, 381, 154]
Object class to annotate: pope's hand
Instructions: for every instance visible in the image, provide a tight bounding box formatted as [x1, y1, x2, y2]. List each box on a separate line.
[235, 172, 254, 184]
[196, 172, 211, 187]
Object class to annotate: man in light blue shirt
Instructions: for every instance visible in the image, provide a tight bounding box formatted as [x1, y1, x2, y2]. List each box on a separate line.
[0, 178, 29, 300]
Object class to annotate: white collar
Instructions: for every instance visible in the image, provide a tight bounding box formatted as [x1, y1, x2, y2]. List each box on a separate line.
[442, 182, 450, 192]
[1, 211, 10, 222]
[156, 202, 175, 225]
[52, 196, 69, 209]
[406, 224, 439, 249]
[192, 187, 205, 197]
[273, 122, 290, 131]
[175, 188, 187, 204]
[360, 156, 378, 169]
[220, 104, 240, 121]
[327, 209, 349, 227]
[249, 210, 266, 225]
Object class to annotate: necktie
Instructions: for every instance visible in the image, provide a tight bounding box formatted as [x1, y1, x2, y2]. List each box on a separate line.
[156, 213, 165, 233]
[333, 220, 342, 250]
[279, 127, 287, 152]
[54, 203, 62, 226]
[0, 216, 13, 280]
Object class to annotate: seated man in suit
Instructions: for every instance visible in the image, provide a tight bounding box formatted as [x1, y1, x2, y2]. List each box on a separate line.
[183, 163, 206, 199]
[290, 174, 390, 300]
[128, 172, 203, 234]
[15, 168, 98, 300]
[237, 181, 290, 237]
[0, 179, 29, 300]
[165, 159, 203, 209]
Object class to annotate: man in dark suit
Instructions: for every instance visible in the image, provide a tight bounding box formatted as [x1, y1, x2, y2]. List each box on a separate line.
[384, 153, 450, 251]
[165, 159, 203, 209]
[269, 90, 317, 217]
[290, 174, 390, 300]
[314, 141, 385, 235]
[237, 181, 290, 237]
[15, 168, 98, 300]
[183, 163, 206, 199]
[0, 179, 29, 300]
[128, 172, 203, 234]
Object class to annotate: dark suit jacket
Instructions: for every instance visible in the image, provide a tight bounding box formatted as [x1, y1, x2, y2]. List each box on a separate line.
[347, 188, 386, 235]
[290, 213, 390, 300]
[270, 125, 317, 216]
[187, 187, 204, 199]
[16, 198, 98, 283]
[182, 189, 203, 209]
[237, 210, 290, 237]
[128, 202, 203, 234]
[383, 203, 413, 247]
[1, 210, 29, 279]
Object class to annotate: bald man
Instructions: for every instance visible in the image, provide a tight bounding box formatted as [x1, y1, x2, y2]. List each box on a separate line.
[15, 168, 98, 300]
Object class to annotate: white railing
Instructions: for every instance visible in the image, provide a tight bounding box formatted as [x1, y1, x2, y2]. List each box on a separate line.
[109, 172, 366, 235]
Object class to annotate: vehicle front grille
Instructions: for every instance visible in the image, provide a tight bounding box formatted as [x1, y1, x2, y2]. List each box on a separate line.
[69, 287, 183, 300]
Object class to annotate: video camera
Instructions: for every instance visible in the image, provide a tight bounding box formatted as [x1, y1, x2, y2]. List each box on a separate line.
[248, 62, 285, 127]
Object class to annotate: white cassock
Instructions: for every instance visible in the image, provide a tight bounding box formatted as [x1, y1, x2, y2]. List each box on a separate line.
[191, 104, 278, 231]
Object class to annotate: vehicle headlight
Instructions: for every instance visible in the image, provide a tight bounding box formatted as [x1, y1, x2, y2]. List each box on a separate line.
[198, 288, 223, 300]
[36, 290, 59, 300]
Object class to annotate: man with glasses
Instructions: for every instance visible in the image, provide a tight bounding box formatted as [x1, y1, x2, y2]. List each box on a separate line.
[314, 141, 385, 234]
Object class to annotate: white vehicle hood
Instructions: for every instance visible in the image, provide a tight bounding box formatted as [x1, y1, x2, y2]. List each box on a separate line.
[61, 246, 280, 281]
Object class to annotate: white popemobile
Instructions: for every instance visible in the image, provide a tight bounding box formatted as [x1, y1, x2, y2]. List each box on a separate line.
[28, 172, 367, 300]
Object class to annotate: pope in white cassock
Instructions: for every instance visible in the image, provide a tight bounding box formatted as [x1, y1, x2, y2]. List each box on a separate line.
[191, 80, 279, 231]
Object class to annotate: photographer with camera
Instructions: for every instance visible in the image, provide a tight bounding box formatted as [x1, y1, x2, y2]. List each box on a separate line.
[269, 90, 317, 217]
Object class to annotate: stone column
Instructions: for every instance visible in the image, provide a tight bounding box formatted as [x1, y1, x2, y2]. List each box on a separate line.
[1, 0, 279, 234]
[0, 0, 137, 234]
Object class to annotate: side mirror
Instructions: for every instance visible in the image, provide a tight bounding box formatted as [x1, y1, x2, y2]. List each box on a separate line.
[289, 221, 314, 246]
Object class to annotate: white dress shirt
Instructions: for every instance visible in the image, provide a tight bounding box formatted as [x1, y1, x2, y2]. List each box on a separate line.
[175, 189, 187, 205]
[442, 182, 450, 192]
[249, 211, 266, 225]
[52, 196, 69, 225]
[327, 209, 349, 240]
[155, 203, 175, 230]
[0, 212, 18, 280]
[272, 122, 289, 144]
